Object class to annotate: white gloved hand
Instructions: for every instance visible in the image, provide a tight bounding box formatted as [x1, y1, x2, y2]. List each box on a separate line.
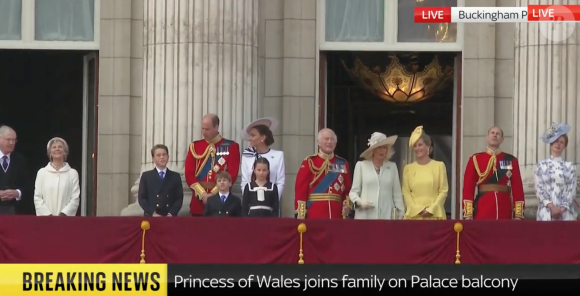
[357, 199, 374, 209]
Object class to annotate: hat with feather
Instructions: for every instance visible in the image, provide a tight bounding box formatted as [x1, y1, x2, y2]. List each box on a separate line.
[359, 132, 398, 160]
[541, 122, 570, 144]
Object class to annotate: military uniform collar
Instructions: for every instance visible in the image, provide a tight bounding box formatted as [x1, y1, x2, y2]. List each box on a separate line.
[206, 134, 222, 144]
[317, 150, 334, 160]
[485, 147, 501, 156]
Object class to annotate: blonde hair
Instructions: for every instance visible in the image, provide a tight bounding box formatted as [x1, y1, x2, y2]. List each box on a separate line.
[47, 137, 69, 160]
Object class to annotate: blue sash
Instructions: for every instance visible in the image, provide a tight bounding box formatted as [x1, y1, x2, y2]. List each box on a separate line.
[311, 158, 345, 194]
[197, 140, 233, 180]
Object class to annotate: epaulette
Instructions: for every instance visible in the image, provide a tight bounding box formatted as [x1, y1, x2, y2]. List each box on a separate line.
[335, 155, 347, 162]
[221, 139, 233, 145]
[303, 154, 317, 162]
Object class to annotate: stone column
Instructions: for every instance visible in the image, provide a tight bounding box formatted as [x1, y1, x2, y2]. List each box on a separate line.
[513, 0, 580, 219]
[121, 0, 259, 216]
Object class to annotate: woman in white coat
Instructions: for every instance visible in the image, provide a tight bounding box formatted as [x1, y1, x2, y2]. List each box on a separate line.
[34, 137, 80, 216]
[348, 132, 405, 220]
[240, 118, 285, 198]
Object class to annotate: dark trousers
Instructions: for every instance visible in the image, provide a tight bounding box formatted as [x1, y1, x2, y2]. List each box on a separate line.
[0, 203, 16, 215]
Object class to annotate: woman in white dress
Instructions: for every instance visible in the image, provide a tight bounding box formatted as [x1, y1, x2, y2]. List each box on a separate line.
[33, 137, 80, 216]
[535, 123, 577, 221]
[348, 132, 405, 219]
[240, 118, 285, 199]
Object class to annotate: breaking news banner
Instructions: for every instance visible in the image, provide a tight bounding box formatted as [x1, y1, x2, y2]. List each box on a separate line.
[0, 264, 579, 295]
[0, 264, 167, 295]
[167, 265, 579, 295]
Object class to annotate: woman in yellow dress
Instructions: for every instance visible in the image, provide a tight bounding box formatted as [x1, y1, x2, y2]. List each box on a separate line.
[402, 126, 449, 220]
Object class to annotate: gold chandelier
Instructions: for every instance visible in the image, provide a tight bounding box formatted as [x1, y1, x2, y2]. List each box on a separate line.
[342, 56, 453, 104]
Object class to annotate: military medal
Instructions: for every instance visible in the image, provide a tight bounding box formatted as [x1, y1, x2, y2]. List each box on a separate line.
[218, 158, 226, 166]
[334, 183, 340, 192]
[338, 175, 344, 184]
[213, 165, 220, 172]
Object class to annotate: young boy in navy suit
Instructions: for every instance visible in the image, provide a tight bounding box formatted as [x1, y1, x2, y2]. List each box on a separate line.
[203, 171, 242, 217]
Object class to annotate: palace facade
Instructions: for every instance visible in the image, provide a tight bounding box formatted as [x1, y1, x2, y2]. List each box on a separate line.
[1, 0, 576, 218]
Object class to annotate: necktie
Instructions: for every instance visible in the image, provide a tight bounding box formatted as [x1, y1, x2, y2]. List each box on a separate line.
[1, 156, 7, 171]
[159, 171, 165, 179]
[221, 195, 226, 203]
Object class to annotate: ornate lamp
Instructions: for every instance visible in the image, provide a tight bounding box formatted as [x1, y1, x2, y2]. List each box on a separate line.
[342, 56, 453, 104]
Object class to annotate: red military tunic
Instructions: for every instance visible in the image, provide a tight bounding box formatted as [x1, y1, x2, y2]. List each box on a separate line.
[462, 148, 525, 220]
[184, 135, 240, 215]
[294, 151, 352, 219]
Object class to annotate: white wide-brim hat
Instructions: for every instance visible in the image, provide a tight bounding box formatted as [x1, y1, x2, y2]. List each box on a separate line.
[359, 132, 398, 160]
[240, 117, 279, 141]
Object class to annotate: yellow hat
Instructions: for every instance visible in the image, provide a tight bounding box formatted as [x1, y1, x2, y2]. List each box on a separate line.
[409, 126, 424, 147]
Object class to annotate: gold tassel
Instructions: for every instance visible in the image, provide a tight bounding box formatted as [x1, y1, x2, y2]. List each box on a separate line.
[297, 223, 307, 264]
[140, 220, 150, 264]
[454, 222, 463, 264]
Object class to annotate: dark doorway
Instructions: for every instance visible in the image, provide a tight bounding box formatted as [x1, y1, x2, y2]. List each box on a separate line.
[0, 49, 91, 215]
[325, 51, 457, 215]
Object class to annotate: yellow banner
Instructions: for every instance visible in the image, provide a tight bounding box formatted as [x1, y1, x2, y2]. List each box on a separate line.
[0, 264, 167, 295]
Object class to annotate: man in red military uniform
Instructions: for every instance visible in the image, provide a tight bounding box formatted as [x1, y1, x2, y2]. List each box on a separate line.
[462, 126, 525, 220]
[185, 114, 240, 216]
[295, 128, 352, 219]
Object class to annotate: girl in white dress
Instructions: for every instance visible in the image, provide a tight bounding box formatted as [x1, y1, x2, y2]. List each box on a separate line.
[535, 123, 577, 221]
[240, 118, 285, 199]
[348, 132, 405, 220]
[34, 137, 80, 216]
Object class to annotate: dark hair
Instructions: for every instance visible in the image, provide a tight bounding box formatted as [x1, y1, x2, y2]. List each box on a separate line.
[251, 124, 275, 146]
[216, 171, 231, 182]
[552, 134, 569, 146]
[150, 144, 168, 157]
[251, 157, 271, 182]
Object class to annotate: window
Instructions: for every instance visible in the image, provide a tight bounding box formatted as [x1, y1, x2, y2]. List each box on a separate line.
[0, 0, 99, 49]
[320, 0, 463, 51]
[325, 0, 384, 42]
[397, 0, 457, 43]
[0, 0, 22, 40]
[35, 0, 95, 41]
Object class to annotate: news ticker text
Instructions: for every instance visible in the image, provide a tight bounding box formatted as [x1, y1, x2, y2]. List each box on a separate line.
[414, 5, 580, 22]
[1, 264, 579, 295]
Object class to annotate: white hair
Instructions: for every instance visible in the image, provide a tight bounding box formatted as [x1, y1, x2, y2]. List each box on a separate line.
[317, 128, 337, 142]
[47, 137, 70, 160]
[0, 125, 15, 138]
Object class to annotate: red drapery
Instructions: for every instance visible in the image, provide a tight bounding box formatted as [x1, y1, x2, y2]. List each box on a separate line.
[0, 217, 579, 264]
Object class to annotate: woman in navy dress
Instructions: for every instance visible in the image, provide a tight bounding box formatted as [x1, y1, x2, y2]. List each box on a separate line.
[242, 158, 279, 217]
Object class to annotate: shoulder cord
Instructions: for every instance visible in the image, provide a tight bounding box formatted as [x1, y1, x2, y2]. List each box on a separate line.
[472, 154, 497, 185]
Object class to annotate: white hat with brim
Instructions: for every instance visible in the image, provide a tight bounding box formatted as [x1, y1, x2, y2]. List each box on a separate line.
[240, 117, 279, 141]
[359, 132, 398, 160]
